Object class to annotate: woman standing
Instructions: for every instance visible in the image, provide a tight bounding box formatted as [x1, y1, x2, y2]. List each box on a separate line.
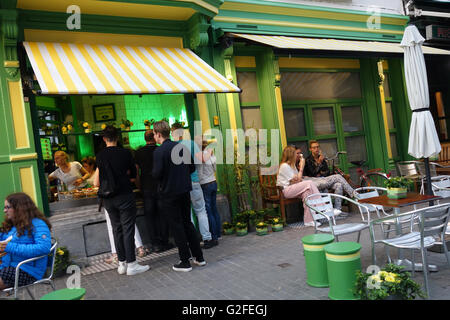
[198, 140, 220, 246]
[0, 193, 52, 289]
[277, 146, 321, 227]
[49, 151, 89, 191]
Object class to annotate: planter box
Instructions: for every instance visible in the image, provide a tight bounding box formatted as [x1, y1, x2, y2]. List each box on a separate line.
[387, 188, 407, 199]
[223, 228, 235, 235]
[236, 228, 248, 236]
[272, 224, 284, 232]
[256, 227, 268, 236]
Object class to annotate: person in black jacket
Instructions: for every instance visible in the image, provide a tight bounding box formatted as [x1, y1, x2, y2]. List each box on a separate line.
[94, 125, 149, 276]
[152, 120, 206, 272]
[135, 129, 172, 253]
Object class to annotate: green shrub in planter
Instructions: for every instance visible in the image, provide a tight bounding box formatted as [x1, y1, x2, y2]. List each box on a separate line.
[384, 177, 413, 199]
[53, 246, 71, 278]
[255, 221, 268, 236]
[222, 222, 235, 235]
[235, 222, 248, 236]
[270, 217, 284, 232]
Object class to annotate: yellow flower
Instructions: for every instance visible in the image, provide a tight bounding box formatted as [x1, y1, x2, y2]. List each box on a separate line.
[385, 275, 396, 282]
[67, 124, 73, 130]
[273, 218, 279, 224]
[101, 124, 106, 130]
[62, 126, 67, 132]
[120, 124, 125, 128]
[83, 122, 89, 128]
[57, 249, 64, 256]
[378, 271, 388, 278]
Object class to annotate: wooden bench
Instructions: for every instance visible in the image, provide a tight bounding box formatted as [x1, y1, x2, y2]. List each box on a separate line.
[438, 142, 450, 166]
[258, 171, 300, 222]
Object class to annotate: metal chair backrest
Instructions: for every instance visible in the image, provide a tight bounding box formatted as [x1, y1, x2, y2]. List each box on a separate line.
[305, 194, 335, 222]
[396, 161, 419, 176]
[355, 186, 387, 200]
[419, 205, 450, 240]
[431, 177, 450, 198]
[45, 241, 58, 280]
[415, 162, 437, 177]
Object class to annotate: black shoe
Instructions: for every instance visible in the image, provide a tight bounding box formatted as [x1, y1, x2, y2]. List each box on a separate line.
[173, 261, 192, 272]
[212, 239, 219, 246]
[202, 240, 216, 249]
[156, 243, 175, 253]
[191, 257, 207, 267]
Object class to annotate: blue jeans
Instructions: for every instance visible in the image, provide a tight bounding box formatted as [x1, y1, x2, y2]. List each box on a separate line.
[190, 182, 212, 241]
[201, 181, 221, 241]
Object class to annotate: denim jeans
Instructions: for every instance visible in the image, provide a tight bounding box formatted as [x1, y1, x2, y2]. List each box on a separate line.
[201, 181, 221, 240]
[190, 182, 212, 241]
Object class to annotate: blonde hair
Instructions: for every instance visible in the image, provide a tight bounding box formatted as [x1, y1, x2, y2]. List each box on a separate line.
[280, 146, 296, 169]
[54, 151, 69, 162]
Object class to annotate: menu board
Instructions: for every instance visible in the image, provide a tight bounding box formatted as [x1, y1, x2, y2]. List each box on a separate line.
[41, 138, 53, 160]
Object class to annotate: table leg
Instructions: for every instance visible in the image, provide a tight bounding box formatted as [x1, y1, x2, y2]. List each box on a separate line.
[392, 207, 438, 272]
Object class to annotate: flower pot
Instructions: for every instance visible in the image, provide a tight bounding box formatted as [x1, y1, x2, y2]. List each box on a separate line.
[272, 223, 284, 232]
[387, 187, 407, 199]
[223, 228, 235, 235]
[236, 228, 248, 236]
[256, 227, 268, 236]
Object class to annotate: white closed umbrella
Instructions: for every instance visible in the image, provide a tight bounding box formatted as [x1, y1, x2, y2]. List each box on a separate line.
[401, 25, 441, 195]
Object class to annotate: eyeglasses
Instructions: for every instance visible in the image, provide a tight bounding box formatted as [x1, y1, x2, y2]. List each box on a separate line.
[4, 205, 12, 210]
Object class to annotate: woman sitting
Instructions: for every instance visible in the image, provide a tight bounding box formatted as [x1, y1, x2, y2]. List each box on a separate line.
[49, 151, 90, 191]
[0, 193, 52, 290]
[277, 146, 321, 227]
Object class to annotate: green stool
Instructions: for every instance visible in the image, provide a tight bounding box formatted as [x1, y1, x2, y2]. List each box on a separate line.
[301, 234, 335, 287]
[40, 288, 86, 300]
[324, 242, 361, 300]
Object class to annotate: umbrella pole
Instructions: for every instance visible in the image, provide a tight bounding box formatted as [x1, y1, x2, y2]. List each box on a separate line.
[424, 157, 434, 206]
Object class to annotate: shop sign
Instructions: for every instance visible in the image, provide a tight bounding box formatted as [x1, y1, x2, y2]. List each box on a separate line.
[426, 25, 450, 41]
[93, 103, 116, 122]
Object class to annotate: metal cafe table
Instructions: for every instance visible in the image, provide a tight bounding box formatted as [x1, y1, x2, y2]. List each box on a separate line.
[359, 192, 442, 272]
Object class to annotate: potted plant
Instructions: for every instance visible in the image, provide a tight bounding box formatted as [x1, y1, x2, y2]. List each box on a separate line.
[53, 246, 71, 278]
[354, 264, 426, 300]
[81, 121, 91, 133]
[271, 217, 284, 232]
[235, 222, 248, 236]
[120, 119, 133, 131]
[384, 177, 413, 199]
[223, 222, 235, 235]
[144, 119, 155, 130]
[255, 221, 268, 236]
[61, 121, 73, 134]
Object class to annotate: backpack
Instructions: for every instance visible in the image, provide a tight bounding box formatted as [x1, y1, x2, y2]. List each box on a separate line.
[97, 159, 118, 199]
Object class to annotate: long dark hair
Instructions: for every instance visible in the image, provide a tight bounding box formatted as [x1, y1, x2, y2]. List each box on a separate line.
[2, 193, 52, 237]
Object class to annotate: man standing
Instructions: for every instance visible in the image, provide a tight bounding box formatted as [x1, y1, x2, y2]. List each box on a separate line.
[170, 122, 216, 249]
[152, 121, 206, 272]
[94, 125, 149, 276]
[135, 130, 173, 253]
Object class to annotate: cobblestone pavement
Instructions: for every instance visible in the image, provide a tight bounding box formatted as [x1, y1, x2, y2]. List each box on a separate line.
[8, 204, 450, 300]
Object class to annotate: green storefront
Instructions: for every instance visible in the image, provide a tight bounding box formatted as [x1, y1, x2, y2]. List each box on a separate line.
[0, 0, 447, 223]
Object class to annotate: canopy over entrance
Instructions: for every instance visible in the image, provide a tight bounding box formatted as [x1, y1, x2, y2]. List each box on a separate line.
[23, 41, 241, 95]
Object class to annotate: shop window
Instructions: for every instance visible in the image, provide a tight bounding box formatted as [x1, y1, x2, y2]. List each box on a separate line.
[241, 107, 263, 130]
[283, 108, 306, 137]
[280, 72, 361, 101]
[312, 107, 335, 135]
[390, 133, 398, 159]
[383, 73, 391, 98]
[317, 138, 338, 160]
[385, 101, 395, 130]
[236, 72, 259, 104]
[342, 106, 363, 132]
[345, 136, 367, 162]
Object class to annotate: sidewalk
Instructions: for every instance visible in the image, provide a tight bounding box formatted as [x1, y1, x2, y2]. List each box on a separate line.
[16, 208, 450, 300]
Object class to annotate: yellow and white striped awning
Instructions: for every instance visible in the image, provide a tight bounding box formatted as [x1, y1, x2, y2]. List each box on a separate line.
[230, 33, 450, 55]
[23, 41, 241, 95]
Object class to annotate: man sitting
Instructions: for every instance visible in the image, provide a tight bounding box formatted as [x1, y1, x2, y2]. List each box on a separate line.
[300, 141, 358, 214]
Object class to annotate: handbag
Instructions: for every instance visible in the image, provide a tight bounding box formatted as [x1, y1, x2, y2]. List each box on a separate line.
[97, 159, 118, 199]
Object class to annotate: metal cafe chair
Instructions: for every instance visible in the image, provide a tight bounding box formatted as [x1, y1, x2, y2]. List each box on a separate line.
[305, 193, 372, 242]
[369, 204, 450, 298]
[2, 240, 57, 300]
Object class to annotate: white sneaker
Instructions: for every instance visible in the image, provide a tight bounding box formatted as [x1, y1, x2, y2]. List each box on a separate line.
[126, 261, 150, 276]
[118, 261, 127, 275]
[304, 221, 321, 227]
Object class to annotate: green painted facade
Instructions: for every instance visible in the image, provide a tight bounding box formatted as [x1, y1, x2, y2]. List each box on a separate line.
[0, 0, 416, 218]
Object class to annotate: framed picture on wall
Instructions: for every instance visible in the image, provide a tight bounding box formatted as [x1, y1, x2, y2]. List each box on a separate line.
[93, 103, 116, 123]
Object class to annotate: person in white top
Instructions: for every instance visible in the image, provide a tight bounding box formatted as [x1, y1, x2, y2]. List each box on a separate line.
[276, 146, 321, 227]
[48, 151, 89, 191]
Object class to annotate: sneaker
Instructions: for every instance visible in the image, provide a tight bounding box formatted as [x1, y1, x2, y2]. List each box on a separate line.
[202, 240, 217, 249]
[304, 221, 321, 227]
[173, 261, 192, 272]
[118, 261, 127, 275]
[191, 257, 207, 267]
[126, 261, 150, 275]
